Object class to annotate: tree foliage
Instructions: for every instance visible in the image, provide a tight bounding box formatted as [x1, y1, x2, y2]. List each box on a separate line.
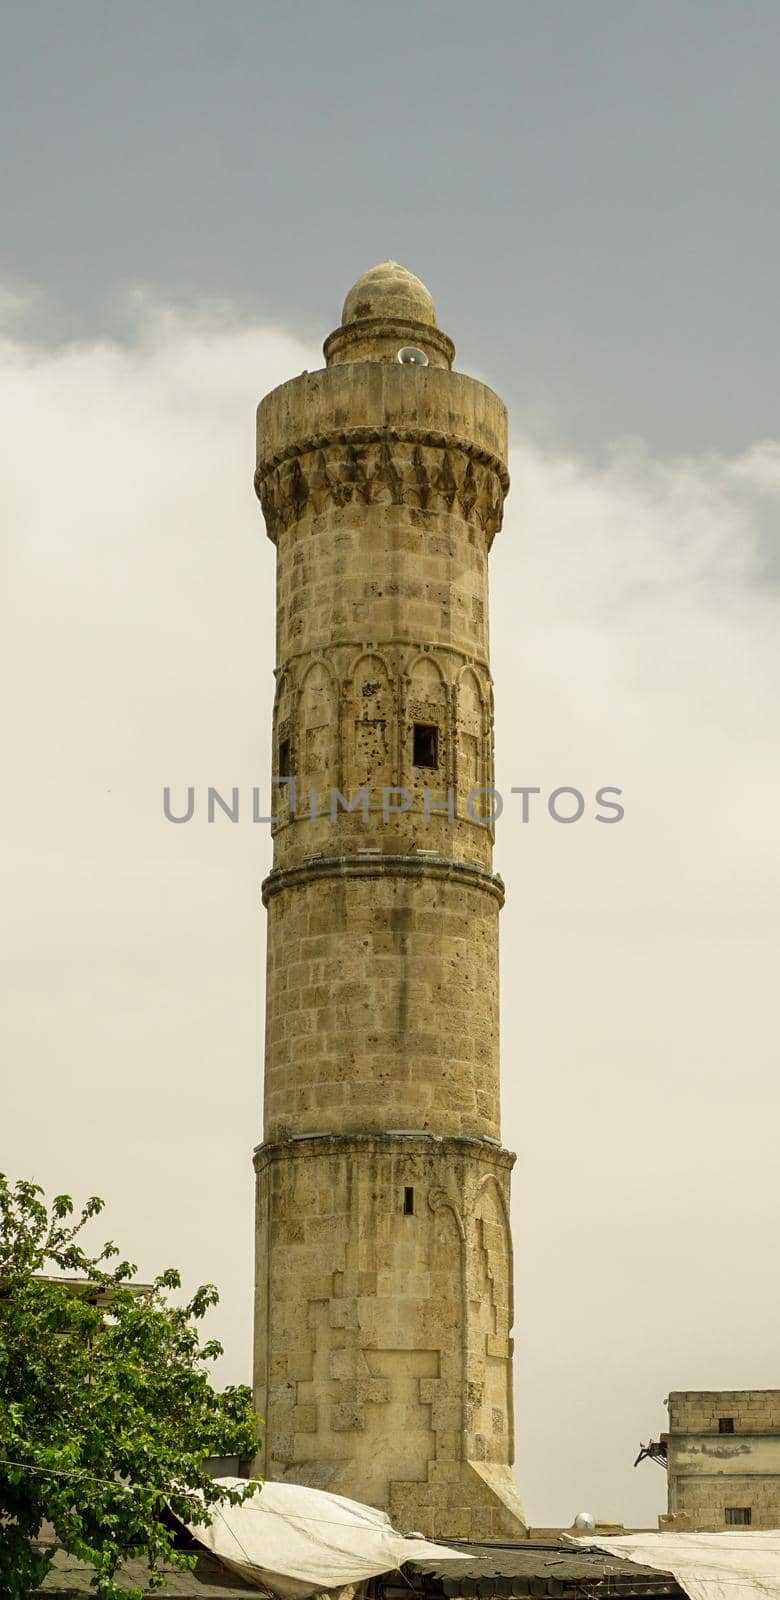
[0, 1174, 260, 1598]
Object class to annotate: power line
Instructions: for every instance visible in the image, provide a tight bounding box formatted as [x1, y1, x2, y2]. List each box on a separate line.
[0, 1457, 200, 1500]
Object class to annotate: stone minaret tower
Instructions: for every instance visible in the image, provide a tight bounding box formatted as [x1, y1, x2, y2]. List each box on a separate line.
[253, 262, 526, 1541]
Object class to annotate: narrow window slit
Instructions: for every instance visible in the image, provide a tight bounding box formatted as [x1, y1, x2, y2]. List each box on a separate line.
[413, 724, 438, 769]
[403, 1186, 415, 1215]
[278, 737, 290, 778]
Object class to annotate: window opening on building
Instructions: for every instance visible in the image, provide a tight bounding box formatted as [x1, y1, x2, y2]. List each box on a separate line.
[278, 737, 290, 778]
[725, 1508, 751, 1526]
[403, 1187, 415, 1215]
[413, 724, 438, 769]
[719, 1417, 735, 1434]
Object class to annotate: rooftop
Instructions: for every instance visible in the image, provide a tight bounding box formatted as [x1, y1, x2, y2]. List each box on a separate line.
[393, 1541, 682, 1600]
[32, 1548, 259, 1597]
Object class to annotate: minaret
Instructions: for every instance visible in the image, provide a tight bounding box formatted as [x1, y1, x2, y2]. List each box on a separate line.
[253, 262, 526, 1541]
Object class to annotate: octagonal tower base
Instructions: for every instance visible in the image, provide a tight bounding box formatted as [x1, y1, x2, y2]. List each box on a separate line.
[254, 1133, 527, 1541]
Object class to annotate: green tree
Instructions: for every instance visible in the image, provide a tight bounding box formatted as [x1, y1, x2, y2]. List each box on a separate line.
[0, 1174, 260, 1599]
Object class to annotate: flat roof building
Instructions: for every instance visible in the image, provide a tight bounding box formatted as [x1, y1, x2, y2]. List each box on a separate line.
[639, 1390, 780, 1531]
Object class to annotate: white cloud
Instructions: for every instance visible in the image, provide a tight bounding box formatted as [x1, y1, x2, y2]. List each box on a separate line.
[1, 300, 778, 1529]
[494, 434, 780, 1523]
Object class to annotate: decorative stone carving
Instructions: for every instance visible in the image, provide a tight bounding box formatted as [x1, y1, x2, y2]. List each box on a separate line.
[256, 430, 507, 545]
[298, 660, 337, 795]
[269, 644, 495, 836]
[349, 652, 392, 791]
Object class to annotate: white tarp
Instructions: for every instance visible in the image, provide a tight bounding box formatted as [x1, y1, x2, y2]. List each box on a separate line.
[187, 1477, 459, 1598]
[572, 1531, 780, 1600]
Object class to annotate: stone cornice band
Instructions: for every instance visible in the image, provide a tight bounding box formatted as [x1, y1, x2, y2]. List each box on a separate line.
[255, 424, 510, 491]
[255, 427, 509, 546]
[261, 851, 505, 907]
[253, 1130, 516, 1174]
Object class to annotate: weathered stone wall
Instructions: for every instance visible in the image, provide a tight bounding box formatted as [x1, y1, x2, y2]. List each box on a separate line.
[257, 365, 508, 871]
[262, 865, 502, 1142]
[254, 1134, 523, 1540]
[669, 1391, 780, 1433]
[667, 1391, 780, 1530]
[252, 264, 526, 1538]
[671, 1469, 780, 1530]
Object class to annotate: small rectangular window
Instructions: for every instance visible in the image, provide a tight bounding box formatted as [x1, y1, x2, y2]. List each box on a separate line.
[413, 724, 438, 769]
[719, 1417, 735, 1434]
[278, 738, 290, 778]
[725, 1507, 751, 1526]
[403, 1187, 415, 1215]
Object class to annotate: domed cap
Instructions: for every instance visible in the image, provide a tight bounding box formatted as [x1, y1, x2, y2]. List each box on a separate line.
[325, 261, 453, 368]
[341, 261, 437, 328]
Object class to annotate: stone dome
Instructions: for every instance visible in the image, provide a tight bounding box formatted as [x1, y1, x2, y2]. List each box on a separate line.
[341, 261, 437, 328]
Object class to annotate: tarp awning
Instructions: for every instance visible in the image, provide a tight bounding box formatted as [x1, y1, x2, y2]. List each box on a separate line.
[573, 1530, 780, 1600]
[187, 1478, 459, 1598]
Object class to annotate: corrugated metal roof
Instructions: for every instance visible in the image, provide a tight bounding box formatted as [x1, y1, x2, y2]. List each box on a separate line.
[400, 1540, 682, 1597]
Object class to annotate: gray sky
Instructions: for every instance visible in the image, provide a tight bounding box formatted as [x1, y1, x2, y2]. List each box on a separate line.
[2, 0, 780, 454]
[2, 0, 779, 1531]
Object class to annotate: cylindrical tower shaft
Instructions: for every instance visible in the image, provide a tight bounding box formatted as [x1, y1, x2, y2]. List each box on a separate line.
[253, 263, 526, 1540]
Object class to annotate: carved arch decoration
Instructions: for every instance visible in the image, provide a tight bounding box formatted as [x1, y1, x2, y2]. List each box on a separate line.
[427, 1186, 469, 1448]
[271, 670, 296, 827]
[465, 1172, 515, 1453]
[470, 1169, 514, 1320]
[273, 668, 296, 745]
[298, 658, 338, 805]
[456, 665, 488, 814]
[405, 653, 450, 791]
[427, 1185, 466, 1242]
[346, 651, 395, 794]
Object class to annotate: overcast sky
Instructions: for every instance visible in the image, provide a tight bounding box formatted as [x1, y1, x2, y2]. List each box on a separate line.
[2, 1, 779, 1531]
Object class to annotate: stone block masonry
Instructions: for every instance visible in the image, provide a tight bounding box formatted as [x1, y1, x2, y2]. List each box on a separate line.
[252, 262, 527, 1538]
[666, 1390, 780, 1531]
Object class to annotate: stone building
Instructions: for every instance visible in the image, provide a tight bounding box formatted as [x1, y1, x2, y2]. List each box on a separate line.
[641, 1390, 780, 1530]
[251, 261, 527, 1540]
